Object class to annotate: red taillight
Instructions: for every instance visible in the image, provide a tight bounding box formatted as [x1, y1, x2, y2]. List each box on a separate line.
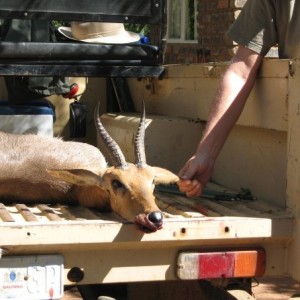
[177, 249, 266, 280]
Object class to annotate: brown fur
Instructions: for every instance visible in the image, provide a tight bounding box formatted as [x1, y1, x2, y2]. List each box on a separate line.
[0, 131, 179, 232]
[0, 131, 107, 204]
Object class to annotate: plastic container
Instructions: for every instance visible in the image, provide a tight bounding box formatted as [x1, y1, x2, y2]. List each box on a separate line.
[0, 100, 55, 136]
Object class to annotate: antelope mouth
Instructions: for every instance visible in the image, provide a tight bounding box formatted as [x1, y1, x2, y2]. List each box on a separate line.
[134, 213, 163, 233]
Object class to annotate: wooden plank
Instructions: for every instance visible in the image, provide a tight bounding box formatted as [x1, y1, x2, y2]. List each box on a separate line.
[246, 201, 289, 216]
[15, 204, 38, 222]
[37, 204, 63, 221]
[196, 198, 246, 217]
[157, 192, 221, 217]
[156, 195, 206, 218]
[0, 203, 14, 222]
[64, 206, 103, 221]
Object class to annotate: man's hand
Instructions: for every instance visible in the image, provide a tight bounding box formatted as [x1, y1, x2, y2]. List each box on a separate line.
[177, 155, 213, 197]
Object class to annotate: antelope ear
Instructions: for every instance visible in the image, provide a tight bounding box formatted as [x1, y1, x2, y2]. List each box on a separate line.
[47, 169, 101, 186]
[153, 167, 179, 185]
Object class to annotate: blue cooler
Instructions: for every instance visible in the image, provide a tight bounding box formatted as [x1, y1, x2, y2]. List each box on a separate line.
[0, 101, 55, 136]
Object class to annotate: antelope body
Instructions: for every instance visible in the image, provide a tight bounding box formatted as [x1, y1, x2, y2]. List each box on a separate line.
[0, 103, 178, 233]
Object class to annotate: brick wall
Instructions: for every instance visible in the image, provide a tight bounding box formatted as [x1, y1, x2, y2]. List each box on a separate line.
[164, 43, 209, 64]
[164, 0, 246, 64]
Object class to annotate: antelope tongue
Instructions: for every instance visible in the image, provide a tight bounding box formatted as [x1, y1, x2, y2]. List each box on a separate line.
[134, 214, 163, 233]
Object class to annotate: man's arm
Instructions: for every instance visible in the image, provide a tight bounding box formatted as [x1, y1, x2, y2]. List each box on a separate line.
[177, 45, 263, 197]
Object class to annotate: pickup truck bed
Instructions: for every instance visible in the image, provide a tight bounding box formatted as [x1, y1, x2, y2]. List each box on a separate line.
[0, 182, 293, 285]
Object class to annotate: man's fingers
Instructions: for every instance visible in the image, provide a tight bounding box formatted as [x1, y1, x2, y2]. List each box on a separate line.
[177, 179, 193, 192]
[186, 180, 203, 197]
[177, 179, 203, 197]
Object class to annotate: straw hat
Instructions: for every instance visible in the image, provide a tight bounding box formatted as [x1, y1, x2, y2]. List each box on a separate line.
[58, 22, 140, 44]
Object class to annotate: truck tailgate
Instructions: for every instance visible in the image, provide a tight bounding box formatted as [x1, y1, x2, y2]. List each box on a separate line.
[0, 185, 293, 246]
[0, 184, 293, 284]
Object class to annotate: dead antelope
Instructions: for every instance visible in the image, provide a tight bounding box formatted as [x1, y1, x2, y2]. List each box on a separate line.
[0, 102, 178, 233]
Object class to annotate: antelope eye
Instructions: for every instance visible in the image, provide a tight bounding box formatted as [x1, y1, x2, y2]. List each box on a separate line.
[111, 179, 124, 189]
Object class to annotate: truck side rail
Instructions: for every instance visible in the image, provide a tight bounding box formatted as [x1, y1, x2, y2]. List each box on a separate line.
[0, 0, 166, 77]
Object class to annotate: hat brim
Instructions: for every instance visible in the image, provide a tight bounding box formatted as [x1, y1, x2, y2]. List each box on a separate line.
[58, 26, 140, 44]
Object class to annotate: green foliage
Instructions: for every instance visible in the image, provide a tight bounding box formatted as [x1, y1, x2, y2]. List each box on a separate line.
[125, 24, 150, 35]
[51, 20, 69, 28]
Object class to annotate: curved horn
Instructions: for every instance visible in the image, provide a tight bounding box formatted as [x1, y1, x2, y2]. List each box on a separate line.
[94, 102, 128, 169]
[134, 100, 147, 168]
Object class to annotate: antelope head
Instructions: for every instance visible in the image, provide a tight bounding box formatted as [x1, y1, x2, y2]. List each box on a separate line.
[49, 102, 179, 233]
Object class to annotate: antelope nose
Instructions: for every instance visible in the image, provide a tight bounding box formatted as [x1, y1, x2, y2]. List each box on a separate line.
[148, 211, 163, 226]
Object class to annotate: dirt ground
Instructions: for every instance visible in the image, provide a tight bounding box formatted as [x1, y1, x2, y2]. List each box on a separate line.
[251, 276, 300, 300]
[62, 276, 300, 300]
